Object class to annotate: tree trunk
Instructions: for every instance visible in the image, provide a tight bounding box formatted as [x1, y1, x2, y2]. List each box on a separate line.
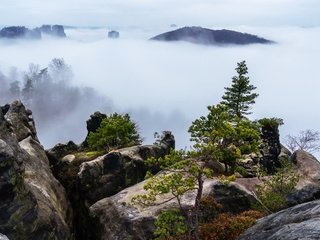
[193, 173, 203, 240]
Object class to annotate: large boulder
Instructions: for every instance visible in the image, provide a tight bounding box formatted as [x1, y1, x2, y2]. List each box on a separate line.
[89, 178, 257, 240]
[78, 131, 175, 205]
[239, 199, 320, 240]
[0, 101, 72, 239]
[287, 150, 320, 205]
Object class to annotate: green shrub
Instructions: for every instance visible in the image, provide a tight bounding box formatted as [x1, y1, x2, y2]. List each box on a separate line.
[258, 118, 284, 128]
[253, 160, 299, 213]
[87, 113, 142, 150]
[218, 174, 236, 186]
[235, 165, 250, 177]
[154, 209, 187, 240]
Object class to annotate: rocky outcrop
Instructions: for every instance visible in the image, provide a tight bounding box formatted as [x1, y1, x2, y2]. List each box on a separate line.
[46, 122, 175, 239]
[82, 111, 107, 147]
[150, 26, 272, 46]
[46, 140, 79, 166]
[239, 199, 320, 240]
[108, 30, 120, 39]
[0, 26, 41, 39]
[259, 122, 282, 173]
[35, 25, 66, 38]
[78, 131, 175, 205]
[287, 150, 320, 205]
[89, 178, 257, 240]
[0, 101, 72, 239]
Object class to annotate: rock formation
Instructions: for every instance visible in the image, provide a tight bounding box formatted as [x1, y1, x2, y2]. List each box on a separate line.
[82, 111, 107, 147]
[0, 26, 41, 39]
[239, 199, 320, 240]
[108, 30, 120, 39]
[35, 25, 66, 38]
[2, 101, 320, 239]
[259, 121, 282, 173]
[89, 179, 257, 240]
[0, 101, 72, 239]
[150, 26, 272, 46]
[78, 132, 175, 205]
[46, 110, 175, 239]
[287, 150, 320, 205]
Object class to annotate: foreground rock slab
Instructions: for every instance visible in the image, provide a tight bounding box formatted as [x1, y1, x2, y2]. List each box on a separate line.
[288, 150, 320, 205]
[239, 199, 320, 240]
[89, 178, 257, 240]
[0, 101, 72, 239]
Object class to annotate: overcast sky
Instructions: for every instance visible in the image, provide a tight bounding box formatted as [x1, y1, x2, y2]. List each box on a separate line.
[0, 0, 319, 27]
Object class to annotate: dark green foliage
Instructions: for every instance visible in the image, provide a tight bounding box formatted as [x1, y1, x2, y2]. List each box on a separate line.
[258, 118, 284, 128]
[154, 209, 187, 239]
[188, 104, 261, 173]
[235, 165, 250, 177]
[132, 150, 213, 240]
[87, 113, 142, 150]
[253, 159, 299, 213]
[221, 61, 258, 118]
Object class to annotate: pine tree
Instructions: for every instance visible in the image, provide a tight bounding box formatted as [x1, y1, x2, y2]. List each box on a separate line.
[221, 61, 258, 118]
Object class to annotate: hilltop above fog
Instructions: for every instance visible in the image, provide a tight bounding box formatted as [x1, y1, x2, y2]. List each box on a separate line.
[0, 25, 66, 39]
[151, 26, 273, 45]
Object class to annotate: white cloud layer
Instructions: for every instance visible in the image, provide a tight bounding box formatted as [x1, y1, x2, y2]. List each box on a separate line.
[0, 26, 319, 157]
[0, 1, 319, 157]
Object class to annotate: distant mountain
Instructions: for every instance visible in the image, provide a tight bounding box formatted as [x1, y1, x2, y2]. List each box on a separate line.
[0, 25, 66, 39]
[0, 26, 41, 39]
[35, 25, 66, 38]
[150, 26, 273, 45]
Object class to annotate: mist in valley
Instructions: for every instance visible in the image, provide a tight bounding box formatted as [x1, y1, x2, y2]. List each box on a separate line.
[0, 25, 319, 153]
[0, 0, 319, 154]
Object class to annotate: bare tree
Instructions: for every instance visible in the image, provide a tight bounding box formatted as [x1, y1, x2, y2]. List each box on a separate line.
[285, 130, 320, 153]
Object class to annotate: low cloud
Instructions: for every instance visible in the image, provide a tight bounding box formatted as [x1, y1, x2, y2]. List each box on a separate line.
[0, 26, 319, 154]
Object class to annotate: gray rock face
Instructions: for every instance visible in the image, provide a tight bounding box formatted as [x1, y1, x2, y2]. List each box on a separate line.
[46, 126, 175, 239]
[259, 123, 282, 173]
[0, 101, 72, 240]
[89, 178, 257, 240]
[36, 25, 66, 38]
[287, 150, 320, 205]
[46, 140, 79, 166]
[0, 234, 9, 240]
[78, 132, 175, 205]
[239, 199, 320, 240]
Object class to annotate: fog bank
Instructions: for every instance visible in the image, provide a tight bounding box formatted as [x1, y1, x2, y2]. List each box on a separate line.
[0, 26, 319, 153]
